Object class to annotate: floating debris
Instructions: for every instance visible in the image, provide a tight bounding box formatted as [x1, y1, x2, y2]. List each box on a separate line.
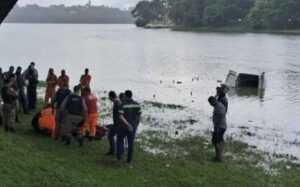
[177, 81, 182, 84]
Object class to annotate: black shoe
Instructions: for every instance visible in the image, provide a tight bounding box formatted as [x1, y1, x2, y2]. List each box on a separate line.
[9, 127, 15, 133]
[4, 126, 9, 132]
[77, 138, 84, 147]
[212, 157, 222, 162]
[65, 137, 71, 146]
[105, 151, 114, 156]
[61, 136, 66, 141]
[88, 136, 94, 141]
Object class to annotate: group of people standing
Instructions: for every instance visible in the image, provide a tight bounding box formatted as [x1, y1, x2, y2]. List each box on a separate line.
[0, 62, 39, 131]
[0, 64, 142, 164]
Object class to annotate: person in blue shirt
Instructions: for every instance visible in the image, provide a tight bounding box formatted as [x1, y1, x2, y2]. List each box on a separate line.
[117, 90, 142, 164]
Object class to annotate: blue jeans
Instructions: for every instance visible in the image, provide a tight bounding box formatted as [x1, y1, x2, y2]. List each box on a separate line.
[116, 129, 136, 163]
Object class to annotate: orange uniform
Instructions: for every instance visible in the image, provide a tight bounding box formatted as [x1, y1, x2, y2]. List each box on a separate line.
[80, 74, 91, 89]
[45, 73, 58, 103]
[57, 75, 69, 88]
[82, 93, 98, 137]
[39, 107, 56, 137]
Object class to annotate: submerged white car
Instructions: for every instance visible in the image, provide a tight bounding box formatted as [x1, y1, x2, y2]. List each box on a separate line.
[225, 70, 266, 89]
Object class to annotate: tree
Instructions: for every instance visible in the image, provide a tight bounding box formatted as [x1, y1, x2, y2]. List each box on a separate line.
[131, 0, 167, 27]
[203, 0, 255, 26]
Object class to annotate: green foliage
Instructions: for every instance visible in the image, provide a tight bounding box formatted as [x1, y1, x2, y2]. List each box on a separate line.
[247, 0, 300, 29]
[203, 0, 255, 26]
[131, 0, 168, 27]
[168, 0, 212, 27]
[133, 0, 300, 30]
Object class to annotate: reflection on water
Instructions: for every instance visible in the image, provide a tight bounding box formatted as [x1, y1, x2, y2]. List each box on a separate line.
[0, 24, 300, 160]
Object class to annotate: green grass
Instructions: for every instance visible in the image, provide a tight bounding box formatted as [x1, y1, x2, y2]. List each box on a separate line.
[0, 101, 299, 186]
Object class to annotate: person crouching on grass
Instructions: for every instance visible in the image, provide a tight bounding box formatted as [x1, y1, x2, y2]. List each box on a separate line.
[208, 96, 227, 162]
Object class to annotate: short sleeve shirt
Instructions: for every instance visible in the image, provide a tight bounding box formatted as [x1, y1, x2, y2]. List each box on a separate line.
[213, 102, 227, 129]
[119, 98, 142, 129]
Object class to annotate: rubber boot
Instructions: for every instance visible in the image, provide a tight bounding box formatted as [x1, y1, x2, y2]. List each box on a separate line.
[65, 137, 71, 146]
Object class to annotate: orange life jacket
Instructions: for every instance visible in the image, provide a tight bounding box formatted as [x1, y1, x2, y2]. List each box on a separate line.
[39, 107, 56, 136]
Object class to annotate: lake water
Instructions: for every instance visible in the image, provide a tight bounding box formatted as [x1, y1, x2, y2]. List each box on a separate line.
[1, 24, 300, 160]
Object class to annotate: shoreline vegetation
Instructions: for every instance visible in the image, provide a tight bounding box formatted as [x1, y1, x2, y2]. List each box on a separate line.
[1, 95, 299, 186]
[143, 23, 300, 35]
[132, 0, 300, 35]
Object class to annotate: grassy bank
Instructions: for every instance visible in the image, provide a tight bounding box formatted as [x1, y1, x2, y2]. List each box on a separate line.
[0, 101, 299, 186]
[172, 26, 300, 35]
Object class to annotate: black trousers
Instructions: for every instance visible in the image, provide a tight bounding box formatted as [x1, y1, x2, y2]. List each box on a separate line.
[27, 88, 37, 110]
[107, 124, 117, 153]
[116, 129, 136, 163]
[19, 91, 28, 113]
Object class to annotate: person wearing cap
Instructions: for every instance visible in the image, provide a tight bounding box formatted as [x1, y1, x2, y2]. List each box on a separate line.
[45, 68, 58, 104]
[208, 96, 227, 162]
[216, 84, 229, 113]
[60, 85, 87, 146]
[79, 68, 91, 89]
[24, 65, 39, 111]
[51, 84, 71, 140]
[57, 70, 69, 88]
[3, 66, 16, 81]
[23, 62, 39, 80]
[117, 90, 142, 164]
[81, 87, 98, 141]
[2, 78, 19, 132]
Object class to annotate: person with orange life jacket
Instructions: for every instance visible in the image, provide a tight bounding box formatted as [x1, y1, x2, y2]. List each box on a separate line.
[60, 85, 87, 146]
[57, 69, 69, 88]
[38, 104, 56, 137]
[44, 68, 58, 104]
[51, 84, 71, 140]
[81, 87, 98, 141]
[79, 68, 91, 89]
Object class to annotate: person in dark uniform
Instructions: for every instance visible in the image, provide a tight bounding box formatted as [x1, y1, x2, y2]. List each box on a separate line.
[117, 90, 142, 164]
[106, 91, 121, 155]
[15, 66, 28, 114]
[0, 67, 4, 125]
[24, 65, 39, 111]
[2, 78, 19, 132]
[0, 67, 4, 98]
[51, 85, 71, 140]
[60, 85, 87, 146]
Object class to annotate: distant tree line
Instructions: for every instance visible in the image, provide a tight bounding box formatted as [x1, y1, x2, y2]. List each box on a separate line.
[5, 4, 134, 24]
[132, 0, 300, 29]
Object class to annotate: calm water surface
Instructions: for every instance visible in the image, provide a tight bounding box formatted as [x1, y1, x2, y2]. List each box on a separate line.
[0, 24, 300, 159]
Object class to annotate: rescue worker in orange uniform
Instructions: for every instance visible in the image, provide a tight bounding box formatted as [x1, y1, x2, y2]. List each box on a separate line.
[79, 68, 91, 89]
[38, 104, 56, 137]
[44, 68, 58, 104]
[81, 87, 98, 140]
[57, 69, 69, 88]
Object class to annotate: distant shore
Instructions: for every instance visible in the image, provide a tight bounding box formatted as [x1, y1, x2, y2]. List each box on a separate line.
[173, 26, 300, 35]
[142, 23, 300, 35]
